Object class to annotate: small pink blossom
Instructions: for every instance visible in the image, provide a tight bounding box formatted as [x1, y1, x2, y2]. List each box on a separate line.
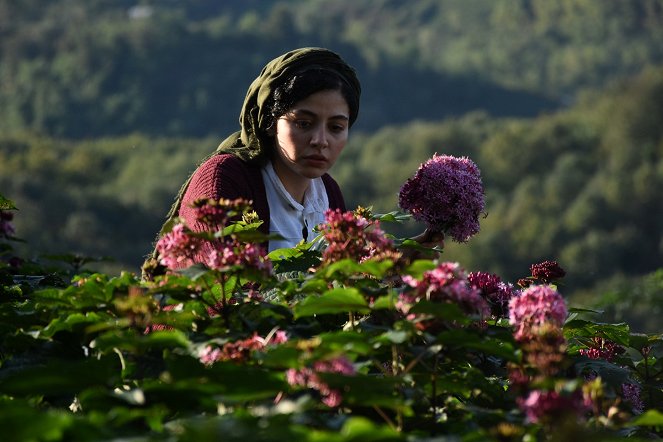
[199, 331, 288, 365]
[399, 154, 485, 243]
[578, 337, 625, 363]
[508, 285, 567, 341]
[156, 223, 202, 269]
[401, 262, 490, 318]
[319, 209, 397, 264]
[286, 356, 356, 407]
[518, 389, 590, 423]
[204, 242, 272, 276]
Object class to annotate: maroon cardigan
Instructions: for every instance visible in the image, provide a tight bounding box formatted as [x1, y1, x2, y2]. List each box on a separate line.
[179, 153, 346, 236]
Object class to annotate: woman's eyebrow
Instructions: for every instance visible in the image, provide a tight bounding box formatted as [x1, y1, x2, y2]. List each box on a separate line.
[290, 109, 349, 120]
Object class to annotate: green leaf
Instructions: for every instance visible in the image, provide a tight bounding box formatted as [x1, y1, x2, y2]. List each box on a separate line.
[0, 400, 75, 442]
[630, 409, 663, 427]
[372, 293, 398, 310]
[38, 312, 109, 338]
[335, 416, 403, 441]
[436, 329, 518, 361]
[374, 210, 412, 223]
[91, 329, 192, 353]
[408, 300, 468, 322]
[0, 194, 17, 210]
[403, 259, 437, 278]
[0, 356, 121, 396]
[374, 330, 410, 344]
[294, 288, 370, 318]
[572, 358, 631, 386]
[318, 331, 373, 355]
[320, 259, 394, 279]
[563, 320, 630, 346]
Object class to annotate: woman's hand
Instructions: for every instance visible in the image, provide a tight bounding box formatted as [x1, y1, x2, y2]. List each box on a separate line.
[401, 228, 445, 262]
[411, 228, 445, 250]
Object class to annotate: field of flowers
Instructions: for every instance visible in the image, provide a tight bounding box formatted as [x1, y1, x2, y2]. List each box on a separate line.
[1, 156, 662, 441]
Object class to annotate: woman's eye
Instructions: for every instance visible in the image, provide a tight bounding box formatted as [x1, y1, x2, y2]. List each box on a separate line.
[330, 124, 346, 133]
[294, 120, 312, 129]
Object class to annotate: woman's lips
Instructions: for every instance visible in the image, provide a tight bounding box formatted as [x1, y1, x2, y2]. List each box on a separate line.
[303, 155, 328, 166]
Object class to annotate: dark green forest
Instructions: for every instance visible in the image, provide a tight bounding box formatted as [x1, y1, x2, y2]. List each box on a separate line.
[1, 0, 662, 324]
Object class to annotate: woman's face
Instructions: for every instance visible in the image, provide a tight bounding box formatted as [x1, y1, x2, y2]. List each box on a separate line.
[272, 89, 350, 190]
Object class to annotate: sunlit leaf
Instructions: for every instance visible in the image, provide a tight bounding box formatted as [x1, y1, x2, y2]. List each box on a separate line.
[630, 409, 663, 427]
[294, 288, 370, 318]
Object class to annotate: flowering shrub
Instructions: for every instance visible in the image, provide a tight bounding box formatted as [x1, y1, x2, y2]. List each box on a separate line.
[398, 154, 485, 242]
[318, 208, 399, 264]
[2, 193, 663, 441]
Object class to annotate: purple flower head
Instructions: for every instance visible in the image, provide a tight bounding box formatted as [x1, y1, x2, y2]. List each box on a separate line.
[401, 262, 490, 317]
[399, 154, 485, 242]
[0, 210, 15, 239]
[319, 209, 397, 264]
[468, 271, 518, 317]
[530, 260, 566, 283]
[508, 285, 567, 341]
[621, 383, 644, 414]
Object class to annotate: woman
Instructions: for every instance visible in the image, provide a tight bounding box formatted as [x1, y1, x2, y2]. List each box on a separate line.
[143, 48, 360, 277]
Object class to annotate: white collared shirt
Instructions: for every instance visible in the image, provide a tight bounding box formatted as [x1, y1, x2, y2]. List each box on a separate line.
[261, 161, 329, 252]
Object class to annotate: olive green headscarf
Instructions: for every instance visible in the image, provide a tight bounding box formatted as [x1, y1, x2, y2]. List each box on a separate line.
[217, 47, 361, 162]
[143, 47, 361, 277]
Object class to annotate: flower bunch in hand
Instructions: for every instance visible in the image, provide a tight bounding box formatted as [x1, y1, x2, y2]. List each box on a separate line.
[399, 154, 485, 242]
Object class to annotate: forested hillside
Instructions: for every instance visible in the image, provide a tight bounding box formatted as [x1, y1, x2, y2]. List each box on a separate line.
[1, 0, 662, 306]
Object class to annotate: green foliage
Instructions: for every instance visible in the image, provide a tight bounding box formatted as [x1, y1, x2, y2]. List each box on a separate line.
[2, 210, 663, 441]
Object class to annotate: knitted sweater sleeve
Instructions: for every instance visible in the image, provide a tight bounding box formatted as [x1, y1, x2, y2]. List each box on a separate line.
[178, 154, 269, 234]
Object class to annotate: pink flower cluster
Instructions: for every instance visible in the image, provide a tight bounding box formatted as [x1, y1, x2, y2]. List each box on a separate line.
[468, 271, 518, 317]
[286, 356, 356, 407]
[518, 389, 591, 423]
[508, 285, 567, 341]
[0, 211, 15, 239]
[401, 262, 490, 318]
[398, 154, 485, 243]
[318, 209, 396, 264]
[530, 260, 566, 283]
[156, 224, 201, 269]
[155, 199, 272, 276]
[578, 337, 625, 363]
[199, 330, 288, 365]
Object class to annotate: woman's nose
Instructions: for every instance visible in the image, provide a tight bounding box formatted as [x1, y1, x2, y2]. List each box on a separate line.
[310, 125, 329, 148]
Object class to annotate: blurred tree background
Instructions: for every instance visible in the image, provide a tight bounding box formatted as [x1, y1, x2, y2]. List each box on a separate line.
[1, 0, 662, 328]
